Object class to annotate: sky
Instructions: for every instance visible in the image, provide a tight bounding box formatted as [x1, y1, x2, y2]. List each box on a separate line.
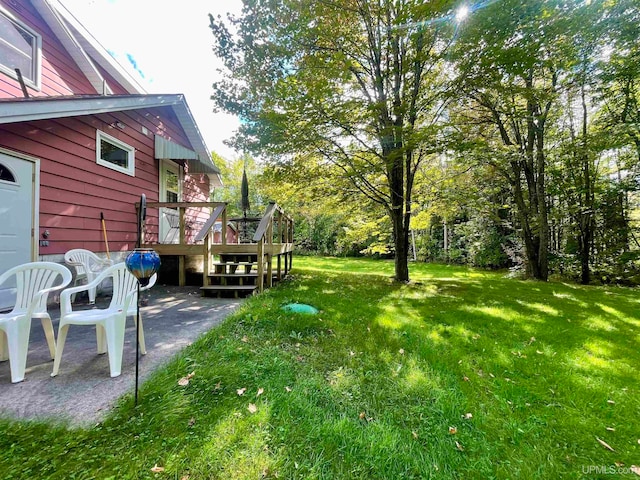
[59, 0, 243, 161]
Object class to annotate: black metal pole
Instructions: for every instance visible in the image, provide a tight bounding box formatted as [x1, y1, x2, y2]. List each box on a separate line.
[135, 282, 140, 406]
[134, 193, 145, 406]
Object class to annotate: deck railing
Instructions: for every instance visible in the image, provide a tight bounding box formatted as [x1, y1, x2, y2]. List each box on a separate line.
[253, 202, 294, 292]
[140, 201, 293, 292]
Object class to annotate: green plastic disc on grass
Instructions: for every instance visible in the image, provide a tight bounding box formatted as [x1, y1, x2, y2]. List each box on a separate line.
[282, 303, 319, 315]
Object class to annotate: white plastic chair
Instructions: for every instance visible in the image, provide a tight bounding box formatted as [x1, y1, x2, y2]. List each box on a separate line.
[52, 263, 139, 378]
[64, 249, 113, 304]
[0, 262, 72, 383]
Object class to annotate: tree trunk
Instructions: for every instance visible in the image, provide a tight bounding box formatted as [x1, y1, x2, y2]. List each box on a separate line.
[535, 131, 549, 281]
[389, 149, 409, 282]
[392, 208, 410, 282]
[578, 80, 593, 285]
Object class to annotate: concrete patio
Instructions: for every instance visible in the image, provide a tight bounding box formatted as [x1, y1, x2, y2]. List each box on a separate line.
[0, 284, 242, 426]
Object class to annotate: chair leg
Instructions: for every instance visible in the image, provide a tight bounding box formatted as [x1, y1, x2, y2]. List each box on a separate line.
[0, 330, 8, 361]
[7, 320, 31, 383]
[40, 316, 56, 359]
[88, 285, 97, 304]
[96, 325, 107, 354]
[70, 278, 80, 304]
[104, 318, 126, 377]
[51, 324, 70, 377]
[135, 312, 147, 355]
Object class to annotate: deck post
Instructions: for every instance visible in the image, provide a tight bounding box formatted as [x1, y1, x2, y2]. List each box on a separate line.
[257, 239, 264, 293]
[203, 230, 211, 288]
[266, 222, 273, 288]
[222, 206, 227, 245]
[178, 207, 186, 286]
[277, 254, 282, 281]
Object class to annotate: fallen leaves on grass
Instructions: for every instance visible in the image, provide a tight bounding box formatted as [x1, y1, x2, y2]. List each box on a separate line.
[248, 403, 258, 414]
[151, 464, 165, 473]
[412, 431, 419, 439]
[257, 387, 264, 397]
[607, 399, 616, 405]
[188, 417, 196, 427]
[455, 441, 464, 451]
[596, 437, 615, 452]
[359, 411, 373, 422]
[237, 387, 247, 396]
[606, 427, 616, 432]
[449, 426, 457, 435]
[285, 386, 292, 393]
[399, 348, 405, 355]
[241, 335, 249, 343]
[463, 413, 473, 419]
[631, 465, 640, 476]
[178, 372, 195, 386]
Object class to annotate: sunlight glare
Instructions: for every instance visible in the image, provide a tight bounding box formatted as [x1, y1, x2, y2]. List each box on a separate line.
[456, 5, 470, 22]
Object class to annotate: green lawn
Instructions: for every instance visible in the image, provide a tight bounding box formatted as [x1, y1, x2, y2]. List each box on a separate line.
[1, 257, 639, 479]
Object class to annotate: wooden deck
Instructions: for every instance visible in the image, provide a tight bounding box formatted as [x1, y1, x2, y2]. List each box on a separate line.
[141, 201, 293, 297]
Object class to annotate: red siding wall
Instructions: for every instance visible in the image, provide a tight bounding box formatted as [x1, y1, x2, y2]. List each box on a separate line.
[0, 0, 97, 97]
[0, 0, 133, 98]
[0, 105, 209, 255]
[183, 164, 213, 243]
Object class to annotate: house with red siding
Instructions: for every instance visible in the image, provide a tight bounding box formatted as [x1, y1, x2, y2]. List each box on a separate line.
[0, 0, 223, 308]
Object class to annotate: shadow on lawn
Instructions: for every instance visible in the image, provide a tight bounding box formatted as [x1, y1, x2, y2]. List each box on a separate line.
[1, 263, 638, 479]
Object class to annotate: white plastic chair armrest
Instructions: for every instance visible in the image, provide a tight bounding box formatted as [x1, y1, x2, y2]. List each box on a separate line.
[60, 266, 114, 312]
[65, 259, 84, 268]
[0, 269, 13, 287]
[59, 289, 78, 316]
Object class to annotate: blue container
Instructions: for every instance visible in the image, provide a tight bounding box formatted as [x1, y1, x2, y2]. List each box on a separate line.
[125, 248, 161, 286]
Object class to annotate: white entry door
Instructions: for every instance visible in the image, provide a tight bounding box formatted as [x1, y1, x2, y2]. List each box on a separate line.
[159, 160, 181, 243]
[0, 150, 37, 310]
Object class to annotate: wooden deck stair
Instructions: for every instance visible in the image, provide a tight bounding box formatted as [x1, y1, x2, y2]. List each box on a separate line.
[141, 201, 293, 298]
[201, 252, 267, 298]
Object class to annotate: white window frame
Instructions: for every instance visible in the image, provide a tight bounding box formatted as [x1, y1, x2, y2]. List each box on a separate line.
[0, 6, 42, 90]
[96, 130, 135, 176]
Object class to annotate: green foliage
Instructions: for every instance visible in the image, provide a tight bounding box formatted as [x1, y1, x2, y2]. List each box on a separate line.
[208, 1, 640, 284]
[213, 154, 267, 218]
[294, 214, 344, 255]
[210, 0, 467, 281]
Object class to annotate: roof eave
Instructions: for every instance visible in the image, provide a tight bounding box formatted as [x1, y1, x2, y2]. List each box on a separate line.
[0, 94, 221, 183]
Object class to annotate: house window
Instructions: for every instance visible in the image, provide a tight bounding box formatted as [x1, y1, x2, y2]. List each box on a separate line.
[0, 8, 41, 89]
[0, 162, 16, 183]
[96, 130, 135, 176]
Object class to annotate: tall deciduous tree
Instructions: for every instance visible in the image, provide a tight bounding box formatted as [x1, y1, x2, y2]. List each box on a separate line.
[209, 0, 459, 282]
[596, 0, 640, 161]
[450, 0, 580, 280]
